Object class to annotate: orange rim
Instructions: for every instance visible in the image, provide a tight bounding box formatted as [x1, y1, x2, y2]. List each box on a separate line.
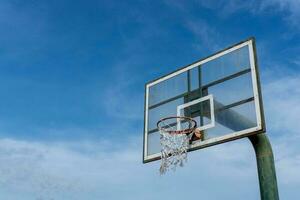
[157, 116, 197, 135]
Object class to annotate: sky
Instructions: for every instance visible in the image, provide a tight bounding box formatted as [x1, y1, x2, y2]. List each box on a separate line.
[0, 0, 299, 199]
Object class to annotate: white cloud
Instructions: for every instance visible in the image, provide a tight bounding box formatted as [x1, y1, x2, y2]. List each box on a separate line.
[185, 19, 221, 52]
[263, 74, 300, 137]
[100, 65, 144, 121]
[261, 0, 300, 27]
[292, 58, 300, 66]
[0, 137, 143, 200]
[0, 126, 262, 200]
[0, 137, 260, 200]
[163, 1, 222, 52]
[219, 0, 300, 29]
[166, 0, 300, 30]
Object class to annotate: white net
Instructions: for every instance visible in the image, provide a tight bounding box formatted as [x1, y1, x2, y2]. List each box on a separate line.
[159, 131, 189, 175]
[158, 117, 195, 175]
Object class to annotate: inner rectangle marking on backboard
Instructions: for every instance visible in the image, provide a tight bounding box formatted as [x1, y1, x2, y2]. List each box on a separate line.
[177, 94, 215, 131]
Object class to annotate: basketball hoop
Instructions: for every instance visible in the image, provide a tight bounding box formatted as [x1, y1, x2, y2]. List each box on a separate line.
[157, 116, 197, 175]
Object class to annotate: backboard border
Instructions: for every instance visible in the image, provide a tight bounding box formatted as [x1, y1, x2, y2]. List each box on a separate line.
[143, 37, 266, 163]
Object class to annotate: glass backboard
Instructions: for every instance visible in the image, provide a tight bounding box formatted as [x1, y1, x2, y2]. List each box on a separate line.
[143, 38, 265, 163]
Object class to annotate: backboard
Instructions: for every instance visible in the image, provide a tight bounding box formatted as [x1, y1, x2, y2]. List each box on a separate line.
[143, 38, 265, 163]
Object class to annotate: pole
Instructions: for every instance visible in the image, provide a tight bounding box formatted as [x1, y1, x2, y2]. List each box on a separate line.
[248, 133, 279, 200]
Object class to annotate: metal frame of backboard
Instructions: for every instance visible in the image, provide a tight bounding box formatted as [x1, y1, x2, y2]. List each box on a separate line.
[143, 37, 265, 163]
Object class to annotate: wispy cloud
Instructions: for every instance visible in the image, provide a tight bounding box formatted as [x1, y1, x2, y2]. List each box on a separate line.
[0, 137, 142, 200]
[163, 1, 222, 52]
[261, 0, 300, 27]
[185, 19, 221, 52]
[263, 74, 300, 137]
[220, 0, 300, 30]
[0, 139, 80, 199]
[100, 58, 144, 121]
[165, 0, 300, 31]
[0, 136, 259, 200]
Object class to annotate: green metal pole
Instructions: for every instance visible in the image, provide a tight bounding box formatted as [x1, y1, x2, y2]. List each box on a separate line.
[248, 133, 279, 200]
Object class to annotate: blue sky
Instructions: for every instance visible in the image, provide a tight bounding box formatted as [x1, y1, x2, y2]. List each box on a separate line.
[0, 0, 299, 199]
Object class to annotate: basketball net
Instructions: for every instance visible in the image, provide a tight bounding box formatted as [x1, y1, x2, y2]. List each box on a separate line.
[157, 117, 196, 175]
[159, 130, 190, 175]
